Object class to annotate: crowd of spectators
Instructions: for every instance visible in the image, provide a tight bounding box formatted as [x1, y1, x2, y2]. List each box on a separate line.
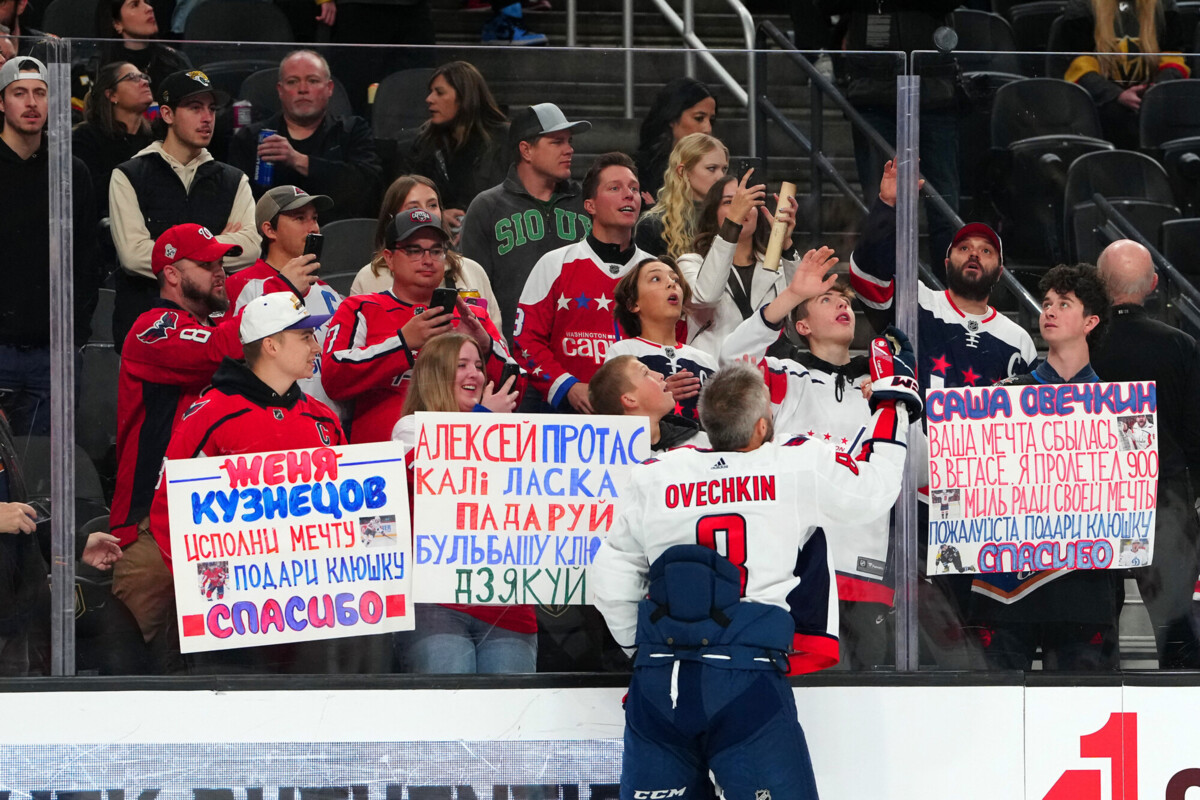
[4, 0, 1200, 677]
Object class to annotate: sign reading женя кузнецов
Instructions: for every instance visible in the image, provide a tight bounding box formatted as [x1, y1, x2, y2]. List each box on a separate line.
[166, 443, 413, 653]
[412, 412, 650, 606]
[925, 381, 1157, 580]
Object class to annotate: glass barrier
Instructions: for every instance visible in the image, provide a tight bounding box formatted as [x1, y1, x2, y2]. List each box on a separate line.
[32, 38, 911, 678]
[911, 47, 1199, 674]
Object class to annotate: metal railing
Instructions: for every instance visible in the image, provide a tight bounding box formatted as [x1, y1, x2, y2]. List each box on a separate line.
[753, 22, 1042, 319]
[623, 0, 758, 154]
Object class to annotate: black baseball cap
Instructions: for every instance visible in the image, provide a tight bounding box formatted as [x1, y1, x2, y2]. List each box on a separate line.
[386, 208, 448, 246]
[158, 69, 230, 108]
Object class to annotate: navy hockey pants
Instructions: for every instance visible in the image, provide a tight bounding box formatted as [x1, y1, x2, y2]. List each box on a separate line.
[620, 660, 819, 800]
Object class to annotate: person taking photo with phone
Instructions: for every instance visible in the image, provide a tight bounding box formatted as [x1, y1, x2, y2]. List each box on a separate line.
[322, 208, 518, 443]
[225, 184, 347, 422]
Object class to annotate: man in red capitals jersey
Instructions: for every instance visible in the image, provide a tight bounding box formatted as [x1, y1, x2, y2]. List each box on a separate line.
[110, 222, 244, 670]
[149, 291, 345, 571]
[514, 152, 650, 412]
[321, 208, 513, 442]
[592, 317, 921, 799]
[228, 185, 345, 420]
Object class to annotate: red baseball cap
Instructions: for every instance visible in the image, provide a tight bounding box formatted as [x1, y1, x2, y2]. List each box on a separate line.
[948, 222, 1003, 264]
[151, 223, 243, 275]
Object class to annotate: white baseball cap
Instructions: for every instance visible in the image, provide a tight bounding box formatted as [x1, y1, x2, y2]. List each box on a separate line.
[239, 292, 330, 344]
[0, 56, 48, 94]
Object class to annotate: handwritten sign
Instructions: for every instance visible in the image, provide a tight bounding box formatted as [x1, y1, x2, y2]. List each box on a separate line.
[925, 381, 1157, 575]
[166, 443, 413, 653]
[412, 413, 651, 605]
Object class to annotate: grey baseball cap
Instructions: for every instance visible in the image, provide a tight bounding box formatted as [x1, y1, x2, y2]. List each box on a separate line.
[509, 103, 591, 145]
[0, 56, 48, 94]
[255, 185, 334, 229]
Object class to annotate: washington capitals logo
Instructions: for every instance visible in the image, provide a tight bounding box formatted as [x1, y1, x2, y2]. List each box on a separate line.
[410, 209, 432, 223]
[137, 311, 179, 344]
[181, 399, 208, 420]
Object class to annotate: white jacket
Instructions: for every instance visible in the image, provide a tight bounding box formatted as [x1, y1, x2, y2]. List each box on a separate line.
[676, 234, 798, 359]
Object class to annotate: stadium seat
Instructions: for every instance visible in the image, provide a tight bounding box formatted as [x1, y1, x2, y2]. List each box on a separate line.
[1139, 81, 1200, 214]
[89, 288, 114, 345]
[318, 217, 378, 278]
[237, 68, 355, 124]
[1064, 150, 1179, 263]
[197, 59, 278, 101]
[989, 78, 1112, 264]
[40, 0, 102, 38]
[1161, 218, 1200, 278]
[1009, 2, 1065, 54]
[14, 435, 107, 505]
[322, 271, 359, 298]
[76, 343, 119, 492]
[184, 1, 294, 43]
[371, 68, 435, 140]
[953, 9, 1019, 52]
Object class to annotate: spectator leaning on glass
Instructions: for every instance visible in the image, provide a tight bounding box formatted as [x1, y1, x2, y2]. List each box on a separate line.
[607, 257, 716, 422]
[350, 175, 502, 333]
[391, 332, 526, 674]
[0, 56, 99, 437]
[515, 152, 651, 413]
[228, 50, 383, 221]
[109, 69, 259, 353]
[459, 102, 591, 344]
[678, 169, 799, 360]
[148, 292, 345, 573]
[633, 132, 728, 260]
[402, 61, 509, 232]
[73, 62, 155, 220]
[110, 224, 245, 674]
[322, 208, 514, 443]
[633, 77, 717, 206]
[589, 354, 708, 452]
[1060, 0, 1189, 150]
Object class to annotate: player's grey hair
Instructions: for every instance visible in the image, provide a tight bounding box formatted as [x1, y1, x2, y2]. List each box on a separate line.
[699, 361, 771, 451]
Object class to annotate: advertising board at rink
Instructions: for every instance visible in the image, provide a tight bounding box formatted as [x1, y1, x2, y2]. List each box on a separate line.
[924, 382, 1157, 576]
[165, 443, 413, 653]
[411, 412, 650, 606]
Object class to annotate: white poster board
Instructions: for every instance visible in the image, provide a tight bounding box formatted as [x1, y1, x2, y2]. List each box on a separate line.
[411, 412, 650, 605]
[166, 442, 413, 652]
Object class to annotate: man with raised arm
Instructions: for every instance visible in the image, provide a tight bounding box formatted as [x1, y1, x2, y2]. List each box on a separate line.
[591, 250, 922, 797]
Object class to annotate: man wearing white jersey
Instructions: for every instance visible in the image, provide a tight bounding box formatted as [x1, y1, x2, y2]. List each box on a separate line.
[592, 264, 922, 798]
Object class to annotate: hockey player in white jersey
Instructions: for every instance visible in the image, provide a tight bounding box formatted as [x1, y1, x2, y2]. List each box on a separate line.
[591, 308, 921, 798]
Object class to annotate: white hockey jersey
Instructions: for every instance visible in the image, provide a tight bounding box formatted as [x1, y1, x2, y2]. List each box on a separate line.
[607, 336, 717, 420]
[591, 403, 911, 674]
[720, 309, 895, 602]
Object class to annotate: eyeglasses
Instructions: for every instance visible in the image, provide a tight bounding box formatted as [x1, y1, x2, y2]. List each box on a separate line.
[116, 71, 152, 85]
[395, 245, 447, 260]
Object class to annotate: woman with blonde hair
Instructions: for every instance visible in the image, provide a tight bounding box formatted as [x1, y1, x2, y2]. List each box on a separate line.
[391, 331, 527, 674]
[1060, 0, 1188, 149]
[350, 174, 502, 332]
[634, 133, 728, 260]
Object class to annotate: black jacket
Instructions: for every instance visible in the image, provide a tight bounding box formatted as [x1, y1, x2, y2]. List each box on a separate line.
[229, 112, 383, 221]
[1091, 303, 1200, 485]
[0, 137, 99, 347]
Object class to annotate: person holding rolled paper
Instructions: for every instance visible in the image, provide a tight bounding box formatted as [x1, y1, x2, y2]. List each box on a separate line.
[676, 169, 799, 360]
